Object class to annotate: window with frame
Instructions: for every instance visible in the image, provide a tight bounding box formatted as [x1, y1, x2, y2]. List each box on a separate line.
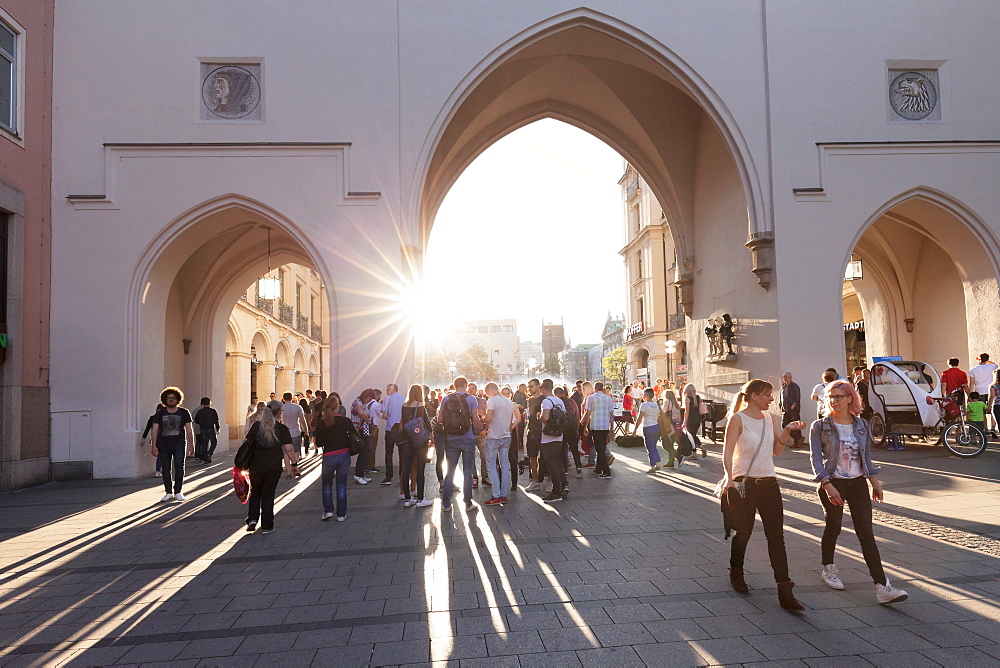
[490, 325, 500, 333]
[502, 325, 513, 332]
[0, 20, 15, 132]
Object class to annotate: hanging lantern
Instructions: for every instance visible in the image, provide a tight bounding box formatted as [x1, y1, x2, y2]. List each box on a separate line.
[257, 227, 281, 299]
[258, 276, 280, 300]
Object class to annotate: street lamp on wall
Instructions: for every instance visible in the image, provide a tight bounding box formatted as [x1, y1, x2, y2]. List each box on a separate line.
[665, 339, 677, 380]
[844, 256, 863, 282]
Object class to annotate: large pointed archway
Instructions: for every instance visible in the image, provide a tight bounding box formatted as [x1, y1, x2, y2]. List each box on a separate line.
[127, 195, 335, 472]
[415, 11, 769, 262]
[412, 10, 776, 387]
[842, 188, 1000, 372]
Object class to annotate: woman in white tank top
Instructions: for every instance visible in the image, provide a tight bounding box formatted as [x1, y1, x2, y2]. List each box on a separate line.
[722, 379, 806, 611]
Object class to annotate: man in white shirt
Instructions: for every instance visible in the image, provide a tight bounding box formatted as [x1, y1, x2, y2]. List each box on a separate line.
[581, 382, 614, 477]
[538, 379, 567, 503]
[380, 383, 405, 486]
[483, 382, 517, 505]
[811, 369, 837, 419]
[281, 392, 310, 464]
[968, 353, 999, 434]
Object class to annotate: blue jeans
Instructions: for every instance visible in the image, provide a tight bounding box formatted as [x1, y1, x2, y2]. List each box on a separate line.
[322, 452, 351, 517]
[486, 435, 511, 498]
[443, 436, 475, 508]
[157, 442, 186, 493]
[643, 424, 661, 466]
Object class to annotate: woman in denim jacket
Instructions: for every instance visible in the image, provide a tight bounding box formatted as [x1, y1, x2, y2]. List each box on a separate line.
[809, 379, 907, 605]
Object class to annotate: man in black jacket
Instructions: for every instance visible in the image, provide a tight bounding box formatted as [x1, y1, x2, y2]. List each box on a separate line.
[193, 397, 220, 463]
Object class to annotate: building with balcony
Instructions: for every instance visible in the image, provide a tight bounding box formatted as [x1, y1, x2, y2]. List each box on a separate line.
[225, 263, 328, 439]
[619, 163, 688, 386]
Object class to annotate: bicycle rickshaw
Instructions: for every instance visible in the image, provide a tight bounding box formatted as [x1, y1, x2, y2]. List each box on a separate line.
[868, 358, 987, 457]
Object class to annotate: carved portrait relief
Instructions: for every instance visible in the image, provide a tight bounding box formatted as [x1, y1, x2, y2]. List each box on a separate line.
[888, 70, 939, 121]
[200, 63, 262, 121]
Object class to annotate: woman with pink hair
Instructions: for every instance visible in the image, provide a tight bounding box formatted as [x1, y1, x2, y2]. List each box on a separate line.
[809, 379, 907, 605]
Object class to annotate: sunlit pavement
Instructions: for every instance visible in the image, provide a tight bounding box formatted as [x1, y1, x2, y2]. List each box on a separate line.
[2, 438, 1000, 667]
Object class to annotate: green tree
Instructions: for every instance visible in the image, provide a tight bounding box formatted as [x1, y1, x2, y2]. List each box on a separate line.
[540, 352, 564, 377]
[456, 343, 498, 381]
[603, 347, 628, 388]
[416, 350, 452, 384]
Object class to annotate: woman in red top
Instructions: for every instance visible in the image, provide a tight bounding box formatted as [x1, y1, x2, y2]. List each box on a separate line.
[622, 389, 635, 435]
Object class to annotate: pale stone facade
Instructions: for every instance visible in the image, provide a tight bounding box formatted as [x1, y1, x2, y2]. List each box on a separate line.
[43, 2, 1000, 479]
[224, 263, 328, 440]
[619, 163, 688, 388]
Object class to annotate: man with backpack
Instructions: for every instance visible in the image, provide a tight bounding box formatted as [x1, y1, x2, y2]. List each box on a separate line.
[538, 379, 568, 503]
[439, 376, 484, 513]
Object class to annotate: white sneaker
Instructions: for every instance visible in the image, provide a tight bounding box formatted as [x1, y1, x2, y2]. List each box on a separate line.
[821, 564, 845, 590]
[174, 492, 186, 502]
[576, 468, 583, 479]
[648, 465, 659, 473]
[399, 494, 406, 500]
[525, 481, 540, 492]
[416, 499, 433, 507]
[542, 482, 553, 494]
[876, 579, 908, 605]
[354, 476, 369, 485]
[337, 516, 346, 522]
[675, 456, 685, 468]
[363, 477, 373, 483]
[321, 512, 334, 521]
[403, 499, 414, 507]
[160, 493, 174, 502]
[153, 471, 161, 477]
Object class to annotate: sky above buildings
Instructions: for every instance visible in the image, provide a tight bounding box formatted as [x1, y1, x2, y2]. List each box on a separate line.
[423, 119, 627, 346]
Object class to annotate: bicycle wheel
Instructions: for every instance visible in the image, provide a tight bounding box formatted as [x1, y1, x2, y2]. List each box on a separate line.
[943, 422, 987, 457]
[869, 414, 887, 447]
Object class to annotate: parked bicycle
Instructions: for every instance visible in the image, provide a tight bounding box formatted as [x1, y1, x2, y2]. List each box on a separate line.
[927, 393, 987, 458]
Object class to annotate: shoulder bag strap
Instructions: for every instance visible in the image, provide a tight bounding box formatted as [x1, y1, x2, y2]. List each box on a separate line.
[735, 414, 770, 492]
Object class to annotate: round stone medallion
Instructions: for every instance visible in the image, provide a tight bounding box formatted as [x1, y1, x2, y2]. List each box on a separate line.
[202, 66, 261, 120]
[889, 71, 937, 121]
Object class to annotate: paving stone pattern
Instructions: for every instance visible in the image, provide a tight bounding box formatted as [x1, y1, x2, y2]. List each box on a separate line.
[1, 438, 999, 666]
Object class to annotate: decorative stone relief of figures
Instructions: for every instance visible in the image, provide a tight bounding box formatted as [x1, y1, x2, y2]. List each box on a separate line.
[704, 312, 737, 363]
[888, 70, 938, 122]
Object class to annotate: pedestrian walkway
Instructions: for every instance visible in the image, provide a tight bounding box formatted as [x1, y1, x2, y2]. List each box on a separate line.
[1, 439, 1000, 666]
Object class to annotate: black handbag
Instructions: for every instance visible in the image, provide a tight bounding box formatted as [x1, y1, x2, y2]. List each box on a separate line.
[347, 424, 364, 457]
[234, 431, 257, 470]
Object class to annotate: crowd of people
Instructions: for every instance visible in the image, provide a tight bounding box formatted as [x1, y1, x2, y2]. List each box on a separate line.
[141, 358, 969, 610]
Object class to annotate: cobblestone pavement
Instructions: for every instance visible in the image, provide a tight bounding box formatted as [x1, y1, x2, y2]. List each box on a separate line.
[1, 436, 1000, 667]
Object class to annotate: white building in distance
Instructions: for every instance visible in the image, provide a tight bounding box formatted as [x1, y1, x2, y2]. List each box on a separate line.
[447, 319, 520, 378]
